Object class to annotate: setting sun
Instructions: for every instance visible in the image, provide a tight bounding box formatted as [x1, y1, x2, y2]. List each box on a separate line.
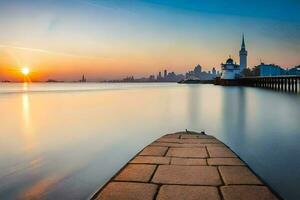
[21, 67, 30, 76]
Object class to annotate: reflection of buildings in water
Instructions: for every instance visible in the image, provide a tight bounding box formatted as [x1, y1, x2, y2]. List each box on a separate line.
[221, 87, 246, 144]
[237, 88, 246, 135]
[187, 85, 200, 128]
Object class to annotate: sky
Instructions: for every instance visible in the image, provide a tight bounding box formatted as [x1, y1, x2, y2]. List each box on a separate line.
[0, 0, 299, 81]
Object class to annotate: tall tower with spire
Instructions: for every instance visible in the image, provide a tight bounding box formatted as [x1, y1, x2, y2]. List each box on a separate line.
[239, 34, 247, 72]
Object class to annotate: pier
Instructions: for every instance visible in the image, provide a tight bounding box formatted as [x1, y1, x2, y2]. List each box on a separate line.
[240, 76, 300, 93]
[92, 131, 278, 200]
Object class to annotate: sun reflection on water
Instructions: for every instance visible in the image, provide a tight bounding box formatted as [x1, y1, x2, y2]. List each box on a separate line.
[22, 82, 28, 91]
[22, 93, 30, 127]
[21, 84, 37, 153]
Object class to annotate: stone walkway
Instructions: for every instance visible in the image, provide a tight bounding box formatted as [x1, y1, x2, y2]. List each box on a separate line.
[92, 131, 279, 200]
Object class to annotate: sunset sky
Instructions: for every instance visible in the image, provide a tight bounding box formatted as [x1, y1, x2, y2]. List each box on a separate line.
[0, 0, 299, 81]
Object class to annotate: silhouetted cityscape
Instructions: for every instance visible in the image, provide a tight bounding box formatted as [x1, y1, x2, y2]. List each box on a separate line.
[110, 35, 299, 83]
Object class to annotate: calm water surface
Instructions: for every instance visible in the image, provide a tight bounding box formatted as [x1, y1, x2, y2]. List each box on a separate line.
[0, 83, 299, 200]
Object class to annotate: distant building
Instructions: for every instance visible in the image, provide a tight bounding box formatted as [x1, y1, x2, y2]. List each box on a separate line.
[163, 72, 183, 82]
[221, 35, 247, 80]
[221, 57, 241, 80]
[176, 74, 185, 81]
[212, 67, 216, 75]
[119, 69, 194, 83]
[258, 63, 285, 76]
[157, 71, 162, 80]
[149, 75, 155, 81]
[123, 76, 134, 82]
[47, 79, 58, 82]
[287, 65, 300, 75]
[186, 70, 195, 79]
[239, 34, 248, 71]
[80, 74, 87, 82]
[194, 64, 202, 78]
[185, 64, 217, 81]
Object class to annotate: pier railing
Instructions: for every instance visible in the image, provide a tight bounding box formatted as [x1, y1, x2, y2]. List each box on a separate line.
[238, 75, 300, 93]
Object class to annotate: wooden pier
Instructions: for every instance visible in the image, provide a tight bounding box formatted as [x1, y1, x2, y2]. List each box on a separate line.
[91, 131, 279, 200]
[239, 76, 300, 93]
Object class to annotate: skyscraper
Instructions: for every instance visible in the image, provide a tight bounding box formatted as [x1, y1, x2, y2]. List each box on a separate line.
[80, 74, 86, 82]
[239, 34, 248, 71]
[194, 64, 202, 78]
[212, 67, 216, 75]
[164, 70, 167, 79]
[157, 71, 162, 80]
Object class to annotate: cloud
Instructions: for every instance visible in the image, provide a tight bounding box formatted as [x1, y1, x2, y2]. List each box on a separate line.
[0, 44, 108, 60]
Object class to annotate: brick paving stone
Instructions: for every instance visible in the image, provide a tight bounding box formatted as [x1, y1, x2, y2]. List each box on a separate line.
[152, 165, 222, 185]
[171, 157, 207, 165]
[166, 147, 208, 158]
[114, 164, 156, 182]
[208, 158, 245, 166]
[139, 146, 168, 156]
[96, 182, 157, 200]
[157, 185, 221, 200]
[221, 186, 278, 200]
[207, 147, 237, 157]
[219, 166, 262, 185]
[150, 142, 205, 148]
[130, 156, 170, 165]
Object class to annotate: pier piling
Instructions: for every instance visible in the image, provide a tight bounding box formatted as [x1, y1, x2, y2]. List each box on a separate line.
[239, 76, 300, 93]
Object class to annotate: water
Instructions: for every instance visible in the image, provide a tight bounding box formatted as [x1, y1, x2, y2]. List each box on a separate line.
[0, 83, 299, 200]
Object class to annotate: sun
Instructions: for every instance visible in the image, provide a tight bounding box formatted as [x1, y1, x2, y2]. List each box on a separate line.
[21, 67, 30, 76]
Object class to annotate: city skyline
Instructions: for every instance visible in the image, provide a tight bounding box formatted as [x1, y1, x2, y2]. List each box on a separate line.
[0, 0, 299, 81]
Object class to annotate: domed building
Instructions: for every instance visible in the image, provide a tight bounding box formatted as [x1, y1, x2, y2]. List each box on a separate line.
[221, 35, 248, 80]
[221, 57, 241, 80]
